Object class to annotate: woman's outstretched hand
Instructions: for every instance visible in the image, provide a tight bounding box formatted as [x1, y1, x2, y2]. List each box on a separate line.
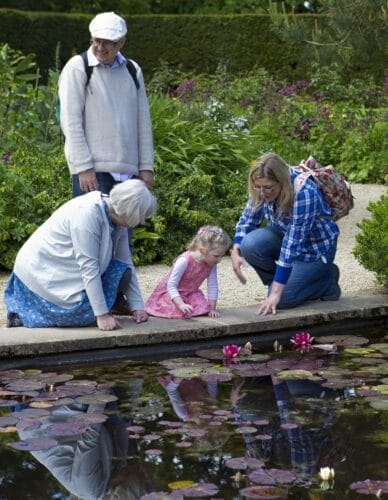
[231, 246, 247, 284]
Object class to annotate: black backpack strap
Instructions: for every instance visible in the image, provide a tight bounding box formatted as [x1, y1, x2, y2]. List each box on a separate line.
[126, 59, 140, 90]
[80, 51, 94, 88]
[80, 51, 139, 90]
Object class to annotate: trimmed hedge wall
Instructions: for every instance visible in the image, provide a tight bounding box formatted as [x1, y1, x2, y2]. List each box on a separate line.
[0, 9, 309, 81]
[0, 9, 384, 82]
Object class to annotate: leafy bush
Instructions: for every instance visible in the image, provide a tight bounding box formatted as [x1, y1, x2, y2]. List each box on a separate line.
[0, 43, 386, 273]
[0, 145, 70, 269]
[140, 95, 256, 264]
[353, 194, 388, 286]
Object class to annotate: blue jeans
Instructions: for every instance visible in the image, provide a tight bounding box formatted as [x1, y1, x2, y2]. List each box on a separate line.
[240, 227, 338, 309]
[72, 172, 117, 197]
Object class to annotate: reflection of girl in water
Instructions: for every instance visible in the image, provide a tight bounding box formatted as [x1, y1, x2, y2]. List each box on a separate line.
[158, 375, 218, 422]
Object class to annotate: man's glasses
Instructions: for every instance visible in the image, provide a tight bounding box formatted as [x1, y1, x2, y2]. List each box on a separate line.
[90, 38, 118, 49]
[253, 182, 278, 194]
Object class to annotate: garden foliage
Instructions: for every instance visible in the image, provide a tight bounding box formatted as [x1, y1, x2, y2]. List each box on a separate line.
[353, 194, 388, 287]
[0, 44, 386, 285]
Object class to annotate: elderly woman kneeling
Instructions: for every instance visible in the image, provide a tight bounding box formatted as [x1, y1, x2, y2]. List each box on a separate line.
[4, 179, 156, 331]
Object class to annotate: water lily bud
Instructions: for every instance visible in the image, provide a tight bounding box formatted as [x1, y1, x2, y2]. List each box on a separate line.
[319, 467, 335, 480]
[244, 341, 253, 353]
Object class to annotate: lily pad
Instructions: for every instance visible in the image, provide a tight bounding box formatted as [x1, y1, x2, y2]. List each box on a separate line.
[160, 358, 212, 370]
[9, 437, 58, 451]
[369, 343, 388, 355]
[239, 485, 288, 499]
[145, 448, 162, 456]
[140, 493, 184, 500]
[368, 398, 388, 411]
[349, 479, 388, 494]
[344, 347, 377, 355]
[178, 482, 219, 497]
[0, 416, 18, 427]
[225, 457, 264, 470]
[169, 366, 230, 378]
[72, 412, 108, 425]
[315, 335, 369, 346]
[45, 421, 90, 436]
[275, 369, 315, 380]
[372, 384, 388, 395]
[235, 426, 257, 434]
[249, 468, 296, 485]
[357, 364, 388, 375]
[127, 425, 145, 433]
[74, 391, 118, 405]
[168, 480, 196, 490]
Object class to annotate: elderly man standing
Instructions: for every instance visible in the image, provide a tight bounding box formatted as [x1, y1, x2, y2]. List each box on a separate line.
[58, 11, 154, 195]
[58, 12, 154, 315]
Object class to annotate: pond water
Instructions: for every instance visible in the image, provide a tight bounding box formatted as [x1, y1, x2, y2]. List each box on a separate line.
[0, 328, 387, 499]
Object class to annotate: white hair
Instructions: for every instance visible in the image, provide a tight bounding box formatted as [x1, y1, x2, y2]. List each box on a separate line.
[109, 179, 156, 227]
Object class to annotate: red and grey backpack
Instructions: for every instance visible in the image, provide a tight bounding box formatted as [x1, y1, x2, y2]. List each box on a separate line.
[294, 156, 354, 221]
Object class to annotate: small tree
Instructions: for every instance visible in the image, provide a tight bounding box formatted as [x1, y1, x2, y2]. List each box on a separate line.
[269, 0, 387, 80]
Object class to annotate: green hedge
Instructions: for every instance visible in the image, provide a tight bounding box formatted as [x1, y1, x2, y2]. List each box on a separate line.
[0, 9, 384, 83]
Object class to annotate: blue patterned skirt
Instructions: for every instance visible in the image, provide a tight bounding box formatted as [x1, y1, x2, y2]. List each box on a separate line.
[4, 259, 128, 328]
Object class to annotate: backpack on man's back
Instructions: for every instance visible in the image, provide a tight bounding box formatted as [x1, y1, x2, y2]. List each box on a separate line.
[55, 51, 139, 122]
[294, 156, 354, 221]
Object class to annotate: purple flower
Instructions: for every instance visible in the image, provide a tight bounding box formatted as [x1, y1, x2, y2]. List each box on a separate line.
[2, 153, 10, 164]
[171, 79, 197, 102]
[222, 344, 241, 359]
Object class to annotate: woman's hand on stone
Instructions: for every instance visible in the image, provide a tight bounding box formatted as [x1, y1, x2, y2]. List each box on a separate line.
[256, 285, 284, 315]
[132, 309, 149, 323]
[97, 313, 122, 330]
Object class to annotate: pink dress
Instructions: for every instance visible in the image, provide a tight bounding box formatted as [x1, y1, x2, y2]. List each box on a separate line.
[145, 252, 213, 318]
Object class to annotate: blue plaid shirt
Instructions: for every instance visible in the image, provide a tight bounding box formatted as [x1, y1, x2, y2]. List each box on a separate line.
[234, 168, 339, 284]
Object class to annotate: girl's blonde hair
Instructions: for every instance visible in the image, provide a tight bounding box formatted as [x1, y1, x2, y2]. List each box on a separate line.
[186, 225, 231, 252]
[248, 152, 294, 213]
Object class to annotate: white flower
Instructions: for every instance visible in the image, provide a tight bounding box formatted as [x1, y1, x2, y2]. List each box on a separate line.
[319, 467, 335, 481]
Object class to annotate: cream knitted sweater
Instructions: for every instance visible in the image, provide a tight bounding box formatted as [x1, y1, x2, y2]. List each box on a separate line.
[58, 49, 154, 176]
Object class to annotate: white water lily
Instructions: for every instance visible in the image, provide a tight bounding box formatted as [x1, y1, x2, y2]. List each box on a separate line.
[319, 467, 335, 481]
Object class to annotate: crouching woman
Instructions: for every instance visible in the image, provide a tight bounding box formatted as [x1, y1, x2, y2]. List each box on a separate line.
[4, 179, 156, 330]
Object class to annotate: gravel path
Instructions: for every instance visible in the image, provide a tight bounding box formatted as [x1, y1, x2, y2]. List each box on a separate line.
[0, 184, 386, 326]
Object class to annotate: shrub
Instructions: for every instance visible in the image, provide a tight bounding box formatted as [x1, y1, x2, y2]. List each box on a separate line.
[353, 194, 388, 286]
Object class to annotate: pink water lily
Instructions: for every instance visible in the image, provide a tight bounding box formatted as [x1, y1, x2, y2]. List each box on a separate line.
[222, 344, 241, 359]
[290, 332, 314, 352]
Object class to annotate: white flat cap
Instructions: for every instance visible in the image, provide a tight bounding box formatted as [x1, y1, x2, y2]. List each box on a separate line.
[89, 12, 127, 42]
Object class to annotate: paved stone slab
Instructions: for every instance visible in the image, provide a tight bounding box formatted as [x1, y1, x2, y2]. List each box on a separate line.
[0, 289, 386, 361]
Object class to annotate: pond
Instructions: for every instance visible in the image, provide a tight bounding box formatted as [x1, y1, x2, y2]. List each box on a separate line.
[0, 328, 387, 499]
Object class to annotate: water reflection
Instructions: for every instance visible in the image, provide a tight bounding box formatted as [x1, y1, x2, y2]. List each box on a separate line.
[11, 379, 155, 499]
[1, 333, 387, 499]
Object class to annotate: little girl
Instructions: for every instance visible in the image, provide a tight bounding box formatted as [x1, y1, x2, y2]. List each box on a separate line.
[145, 225, 231, 319]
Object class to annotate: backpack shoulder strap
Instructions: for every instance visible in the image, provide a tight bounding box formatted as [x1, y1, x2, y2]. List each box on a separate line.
[80, 51, 94, 88]
[293, 167, 314, 194]
[80, 52, 140, 90]
[125, 58, 140, 90]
